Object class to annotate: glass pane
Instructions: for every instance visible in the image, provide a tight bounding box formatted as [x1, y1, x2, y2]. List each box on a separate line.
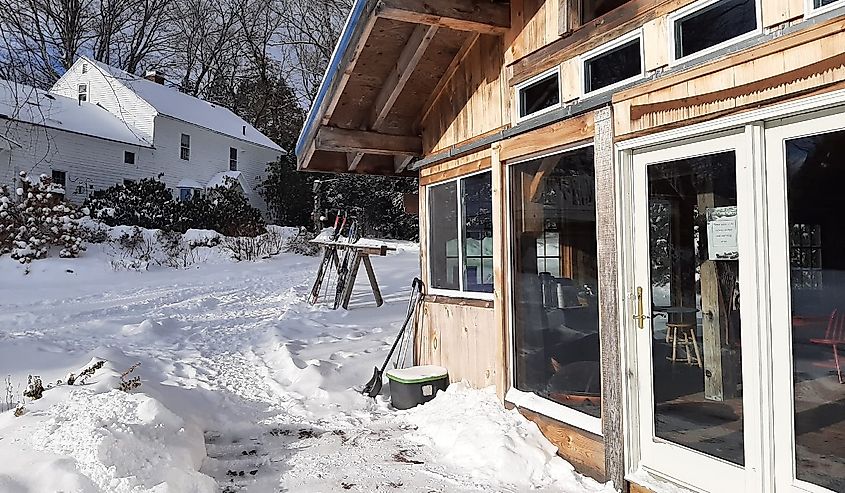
[511, 146, 601, 417]
[815, 0, 840, 7]
[429, 181, 460, 290]
[786, 129, 845, 491]
[584, 39, 642, 93]
[582, 0, 633, 23]
[463, 171, 493, 293]
[519, 74, 560, 118]
[647, 151, 744, 465]
[675, 0, 757, 59]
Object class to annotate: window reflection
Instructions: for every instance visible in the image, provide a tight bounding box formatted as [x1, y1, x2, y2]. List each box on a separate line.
[429, 181, 459, 290]
[786, 129, 845, 492]
[511, 146, 601, 417]
[463, 172, 494, 293]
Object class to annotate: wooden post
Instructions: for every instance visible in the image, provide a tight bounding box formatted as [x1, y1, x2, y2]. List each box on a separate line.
[594, 106, 625, 491]
[362, 255, 384, 307]
[698, 192, 738, 401]
[491, 142, 509, 399]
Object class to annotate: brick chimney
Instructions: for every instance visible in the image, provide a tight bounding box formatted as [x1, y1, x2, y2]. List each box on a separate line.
[144, 70, 165, 85]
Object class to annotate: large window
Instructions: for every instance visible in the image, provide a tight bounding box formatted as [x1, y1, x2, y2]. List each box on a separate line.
[672, 0, 758, 61]
[229, 147, 238, 171]
[511, 146, 601, 417]
[428, 171, 493, 294]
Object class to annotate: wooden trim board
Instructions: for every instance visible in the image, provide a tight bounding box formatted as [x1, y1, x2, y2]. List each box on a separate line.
[500, 112, 595, 162]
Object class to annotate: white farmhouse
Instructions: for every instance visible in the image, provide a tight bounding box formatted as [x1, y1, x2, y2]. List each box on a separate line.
[1, 56, 283, 213]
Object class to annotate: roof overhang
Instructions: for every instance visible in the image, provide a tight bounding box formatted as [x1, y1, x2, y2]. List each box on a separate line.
[295, 0, 510, 176]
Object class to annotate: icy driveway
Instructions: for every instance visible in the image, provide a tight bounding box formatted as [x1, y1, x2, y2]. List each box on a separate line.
[0, 244, 612, 493]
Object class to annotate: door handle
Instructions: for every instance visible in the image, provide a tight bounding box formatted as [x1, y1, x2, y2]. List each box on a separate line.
[633, 286, 650, 329]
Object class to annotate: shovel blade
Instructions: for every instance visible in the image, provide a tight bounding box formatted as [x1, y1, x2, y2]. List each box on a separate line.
[363, 367, 383, 397]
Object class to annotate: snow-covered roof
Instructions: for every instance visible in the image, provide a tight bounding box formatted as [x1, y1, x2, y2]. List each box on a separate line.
[176, 178, 204, 189]
[82, 57, 283, 152]
[207, 171, 246, 189]
[0, 81, 151, 147]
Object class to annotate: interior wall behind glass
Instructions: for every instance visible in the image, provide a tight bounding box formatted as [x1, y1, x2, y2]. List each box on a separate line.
[510, 146, 601, 417]
[429, 181, 459, 290]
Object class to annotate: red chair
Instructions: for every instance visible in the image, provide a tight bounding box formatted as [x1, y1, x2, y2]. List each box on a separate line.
[810, 309, 845, 384]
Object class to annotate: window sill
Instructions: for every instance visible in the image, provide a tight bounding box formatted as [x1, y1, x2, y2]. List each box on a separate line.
[505, 388, 603, 436]
[424, 292, 494, 308]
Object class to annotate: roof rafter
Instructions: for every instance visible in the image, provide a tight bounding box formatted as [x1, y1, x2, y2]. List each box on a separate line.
[375, 0, 510, 35]
[316, 126, 423, 156]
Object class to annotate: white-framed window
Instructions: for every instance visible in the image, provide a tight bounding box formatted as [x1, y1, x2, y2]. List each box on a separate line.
[82, 63, 88, 74]
[124, 151, 135, 166]
[669, 0, 761, 65]
[180, 134, 190, 160]
[806, 0, 845, 16]
[178, 187, 199, 201]
[229, 147, 238, 171]
[427, 170, 494, 297]
[514, 67, 561, 123]
[77, 84, 88, 103]
[580, 29, 644, 97]
[506, 144, 602, 436]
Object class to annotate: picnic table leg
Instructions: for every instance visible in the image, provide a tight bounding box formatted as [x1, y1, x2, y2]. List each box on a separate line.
[362, 254, 384, 307]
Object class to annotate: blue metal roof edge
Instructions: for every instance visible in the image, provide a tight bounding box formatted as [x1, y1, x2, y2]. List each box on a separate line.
[295, 0, 368, 158]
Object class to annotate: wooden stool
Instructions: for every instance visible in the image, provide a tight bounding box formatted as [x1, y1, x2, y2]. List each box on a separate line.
[667, 323, 702, 368]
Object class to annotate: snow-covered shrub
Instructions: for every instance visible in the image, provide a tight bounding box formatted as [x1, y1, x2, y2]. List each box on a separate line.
[109, 226, 156, 271]
[284, 227, 319, 256]
[180, 179, 265, 237]
[0, 172, 87, 263]
[156, 230, 204, 269]
[221, 226, 290, 261]
[118, 363, 142, 393]
[85, 179, 180, 230]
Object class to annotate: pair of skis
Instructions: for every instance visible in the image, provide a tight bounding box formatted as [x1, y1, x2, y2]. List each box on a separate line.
[332, 219, 362, 310]
[309, 211, 346, 305]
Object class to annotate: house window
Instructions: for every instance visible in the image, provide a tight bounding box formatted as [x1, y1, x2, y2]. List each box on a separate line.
[179, 188, 195, 201]
[790, 224, 823, 290]
[510, 145, 601, 418]
[229, 147, 238, 171]
[124, 151, 135, 165]
[813, 0, 842, 7]
[123, 179, 135, 186]
[78, 84, 88, 103]
[428, 171, 494, 294]
[516, 68, 560, 121]
[51, 170, 66, 188]
[672, 0, 758, 61]
[82, 63, 88, 74]
[582, 0, 633, 23]
[583, 33, 642, 94]
[180, 134, 190, 160]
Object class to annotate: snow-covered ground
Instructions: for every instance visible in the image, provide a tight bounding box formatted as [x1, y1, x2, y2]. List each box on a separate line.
[0, 231, 613, 493]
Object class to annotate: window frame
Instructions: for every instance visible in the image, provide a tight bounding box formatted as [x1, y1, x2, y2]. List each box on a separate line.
[180, 133, 191, 161]
[229, 147, 238, 171]
[579, 28, 645, 98]
[124, 151, 135, 166]
[51, 169, 66, 188]
[805, 0, 845, 17]
[514, 66, 563, 124]
[426, 168, 495, 301]
[503, 142, 604, 437]
[77, 84, 88, 103]
[668, 0, 762, 67]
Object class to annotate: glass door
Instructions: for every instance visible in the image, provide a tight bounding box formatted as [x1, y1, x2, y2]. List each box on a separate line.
[767, 107, 845, 493]
[631, 131, 759, 491]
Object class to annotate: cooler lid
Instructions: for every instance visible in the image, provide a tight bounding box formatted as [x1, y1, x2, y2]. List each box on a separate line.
[385, 365, 448, 384]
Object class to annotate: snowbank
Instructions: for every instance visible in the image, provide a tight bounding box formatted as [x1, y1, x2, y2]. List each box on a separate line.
[405, 383, 613, 493]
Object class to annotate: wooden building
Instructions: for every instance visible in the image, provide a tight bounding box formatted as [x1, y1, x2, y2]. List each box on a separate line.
[296, 1, 845, 491]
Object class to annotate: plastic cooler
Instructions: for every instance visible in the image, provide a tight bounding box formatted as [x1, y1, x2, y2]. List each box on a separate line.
[385, 365, 448, 410]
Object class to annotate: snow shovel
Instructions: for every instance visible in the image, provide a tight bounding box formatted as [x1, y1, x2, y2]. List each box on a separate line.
[362, 278, 424, 398]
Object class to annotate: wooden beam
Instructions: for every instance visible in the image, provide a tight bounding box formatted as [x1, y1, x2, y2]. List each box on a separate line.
[394, 155, 414, 173]
[375, 0, 510, 35]
[297, 141, 316, 170]
[372, 24, 439, 130]
[347, 152, 365, 171]
[315, 126, 423, 156]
